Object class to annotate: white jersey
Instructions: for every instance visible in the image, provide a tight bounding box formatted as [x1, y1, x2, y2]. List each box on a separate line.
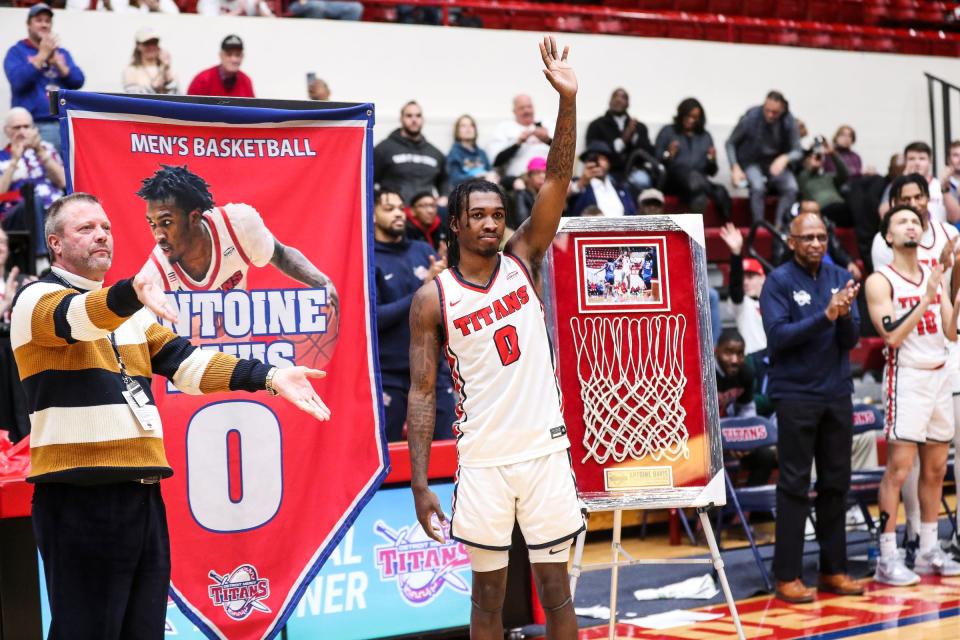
[436, 253, 568, 467]
[141, 203, 275, 292]
[876, 264, 948, 369]
[871, 219, 958, 273]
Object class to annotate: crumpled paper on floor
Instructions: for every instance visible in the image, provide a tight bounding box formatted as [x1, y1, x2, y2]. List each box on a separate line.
[632, 573, 719, 601]
[621, 609, 724, 629]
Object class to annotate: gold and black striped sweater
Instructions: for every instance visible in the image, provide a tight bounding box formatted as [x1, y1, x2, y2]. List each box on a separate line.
[10, 266, 272, 484]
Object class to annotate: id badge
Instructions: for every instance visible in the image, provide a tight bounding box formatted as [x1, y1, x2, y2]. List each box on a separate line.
[125, 378, 150, 407]
[122, 391, 161, 431]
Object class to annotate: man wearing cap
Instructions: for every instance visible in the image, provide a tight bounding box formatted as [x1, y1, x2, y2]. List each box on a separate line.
[3, 4, 85, 153]
[186, 35, 255, 98]
[122, 28, 178, 95]
[570, 140, 636, 217]
[637, 188, 665, 215]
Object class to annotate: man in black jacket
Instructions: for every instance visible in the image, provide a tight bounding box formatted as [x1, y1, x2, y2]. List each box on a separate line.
[585, 88, 655, 190]
[374, 101, 447, 205]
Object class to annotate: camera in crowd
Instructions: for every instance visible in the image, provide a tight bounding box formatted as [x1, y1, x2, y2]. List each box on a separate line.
[812, 134, 827, 160]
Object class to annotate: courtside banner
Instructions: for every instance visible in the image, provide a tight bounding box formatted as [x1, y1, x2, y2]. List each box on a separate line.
[57, 91, 386, 640]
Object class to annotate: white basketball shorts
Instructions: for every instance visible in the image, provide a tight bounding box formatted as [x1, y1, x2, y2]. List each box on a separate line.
[884, 364, 955, 443]
[450, 449, 585, 553]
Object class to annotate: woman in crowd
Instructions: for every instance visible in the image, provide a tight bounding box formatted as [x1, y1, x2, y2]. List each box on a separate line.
[655, 98, 731, 220]
[446, 115, 495, 190]
[122, 28, 178, 95]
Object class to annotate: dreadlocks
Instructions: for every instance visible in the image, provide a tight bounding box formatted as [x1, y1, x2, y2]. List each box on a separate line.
[446, 179, 509, 268]
[136, 165, 215, 214]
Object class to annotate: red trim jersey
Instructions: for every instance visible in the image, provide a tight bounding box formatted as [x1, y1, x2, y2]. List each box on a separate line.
[436, 253, 568, 468]
[876, 264, 947, 369]
[141, 203, 275, 292]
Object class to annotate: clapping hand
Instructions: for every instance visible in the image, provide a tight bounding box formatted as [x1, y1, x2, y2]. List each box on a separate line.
[826, 279, 860, 320]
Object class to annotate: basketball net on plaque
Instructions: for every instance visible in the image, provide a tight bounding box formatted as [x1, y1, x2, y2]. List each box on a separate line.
[544, 216, 744, 640]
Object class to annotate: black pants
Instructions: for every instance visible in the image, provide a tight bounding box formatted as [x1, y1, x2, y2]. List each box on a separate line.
[383, 382, 457, 442]
[772, 397, 853, 582]
[32, 482, 170, 640]
[665, 165, 732, 220]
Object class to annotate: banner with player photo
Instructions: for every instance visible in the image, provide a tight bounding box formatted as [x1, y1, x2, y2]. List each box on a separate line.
[57, 91, 385, 640]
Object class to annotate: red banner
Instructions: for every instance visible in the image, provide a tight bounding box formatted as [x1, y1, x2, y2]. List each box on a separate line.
[61, 93, 385, 639]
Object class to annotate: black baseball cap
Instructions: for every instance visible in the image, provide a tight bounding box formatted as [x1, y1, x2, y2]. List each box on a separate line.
[221, 34, 244, 51]
[28, 3, 53, 19]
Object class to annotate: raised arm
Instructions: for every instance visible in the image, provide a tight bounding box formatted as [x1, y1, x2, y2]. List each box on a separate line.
[506, 36, 577, 272]
[408, 283, 446, 543]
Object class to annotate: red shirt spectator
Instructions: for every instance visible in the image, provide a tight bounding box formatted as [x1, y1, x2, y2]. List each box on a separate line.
[186, 34, 254, 98]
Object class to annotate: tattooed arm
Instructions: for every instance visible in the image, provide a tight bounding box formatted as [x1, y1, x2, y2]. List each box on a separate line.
[408, 283, 446, 543]
[271, 239, 339, 312]
[506, 36, 578, 287]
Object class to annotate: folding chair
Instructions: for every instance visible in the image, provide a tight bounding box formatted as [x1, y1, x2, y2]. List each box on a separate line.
[717, 415, 779, 592]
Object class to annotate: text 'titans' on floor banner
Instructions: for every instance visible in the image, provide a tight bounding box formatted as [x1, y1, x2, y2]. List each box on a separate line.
[57, 91, 387, 640]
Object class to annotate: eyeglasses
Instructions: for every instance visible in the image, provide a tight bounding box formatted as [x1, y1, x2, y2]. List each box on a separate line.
[791, 233, 828, 244]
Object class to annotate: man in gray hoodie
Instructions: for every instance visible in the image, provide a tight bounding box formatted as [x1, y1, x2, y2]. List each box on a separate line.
[374, 101, 447, 205]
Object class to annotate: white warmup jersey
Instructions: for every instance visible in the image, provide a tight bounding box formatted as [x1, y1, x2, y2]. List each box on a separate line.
[141, 203, 275, 292]
[876, 264, 948, 369]
[436, 253, 568, 468]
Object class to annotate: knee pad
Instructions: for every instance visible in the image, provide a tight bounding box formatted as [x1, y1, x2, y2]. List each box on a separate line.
[466, 546, 509, 573]
[529, 540, 572, 564]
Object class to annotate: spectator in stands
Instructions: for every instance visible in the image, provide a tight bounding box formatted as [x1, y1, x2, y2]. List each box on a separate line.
[871, 174, 957, 271]
[586, 88, 653, 188]
[66, 0, 181, 12]
[446, 115, 495, 190]
[487, 94, 552, 183]
[405, 191, 447, 255]
[0, 227, 32, 443]
[122, 27, 177, 95]
[374, 101, 447, 205]
[569, 141, 635, 217]
[308, 77, 330, 101]
[509, 156, 545, 230]
[823, 125, 865, 178]
[726, 91, 802, 225]
[288, 0, 363, 19]
[637, 188, 664, 216]
[760, 210, 863, 603]
[373, 189, 454, 442]
[0, 107, 65, 266]
[941, 140, 960, 224]
[879, 142, 950, 223]
[397, 4, 443, 24]
[718, 223, 767, 356]
[197, 0, 275, 16]
[716, 329, 756, 418]
[4, 4, 84, 153]
[798, 139, 851, 227]
[655, 98, 731, 220]
[187, 35, 255, 98]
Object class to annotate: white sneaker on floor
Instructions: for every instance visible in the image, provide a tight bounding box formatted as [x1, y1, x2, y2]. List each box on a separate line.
[914, 547, 960, 577]
[874, 556, 921, 586]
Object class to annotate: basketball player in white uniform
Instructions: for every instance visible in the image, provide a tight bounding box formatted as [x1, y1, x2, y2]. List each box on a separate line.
[865, 204, 960, 585]
[870, 174, 960, 563]
[136, 165, 338, 298]
[407, 38, 580, 639]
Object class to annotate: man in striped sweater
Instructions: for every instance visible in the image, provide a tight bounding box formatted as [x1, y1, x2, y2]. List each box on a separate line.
[11, 192, 330, 639]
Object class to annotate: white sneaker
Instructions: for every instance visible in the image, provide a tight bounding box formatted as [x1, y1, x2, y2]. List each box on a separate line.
[914, 547, 960, 577]
[874, 556, 921, 586]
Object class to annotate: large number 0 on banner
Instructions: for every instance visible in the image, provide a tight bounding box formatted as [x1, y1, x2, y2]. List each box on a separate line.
[186, 401, 282, 533]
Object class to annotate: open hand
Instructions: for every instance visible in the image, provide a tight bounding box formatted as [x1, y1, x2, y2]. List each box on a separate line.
[539, 36, 576, 99]
[718, 222, 743, 256]
[271, 366, 330, 421]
